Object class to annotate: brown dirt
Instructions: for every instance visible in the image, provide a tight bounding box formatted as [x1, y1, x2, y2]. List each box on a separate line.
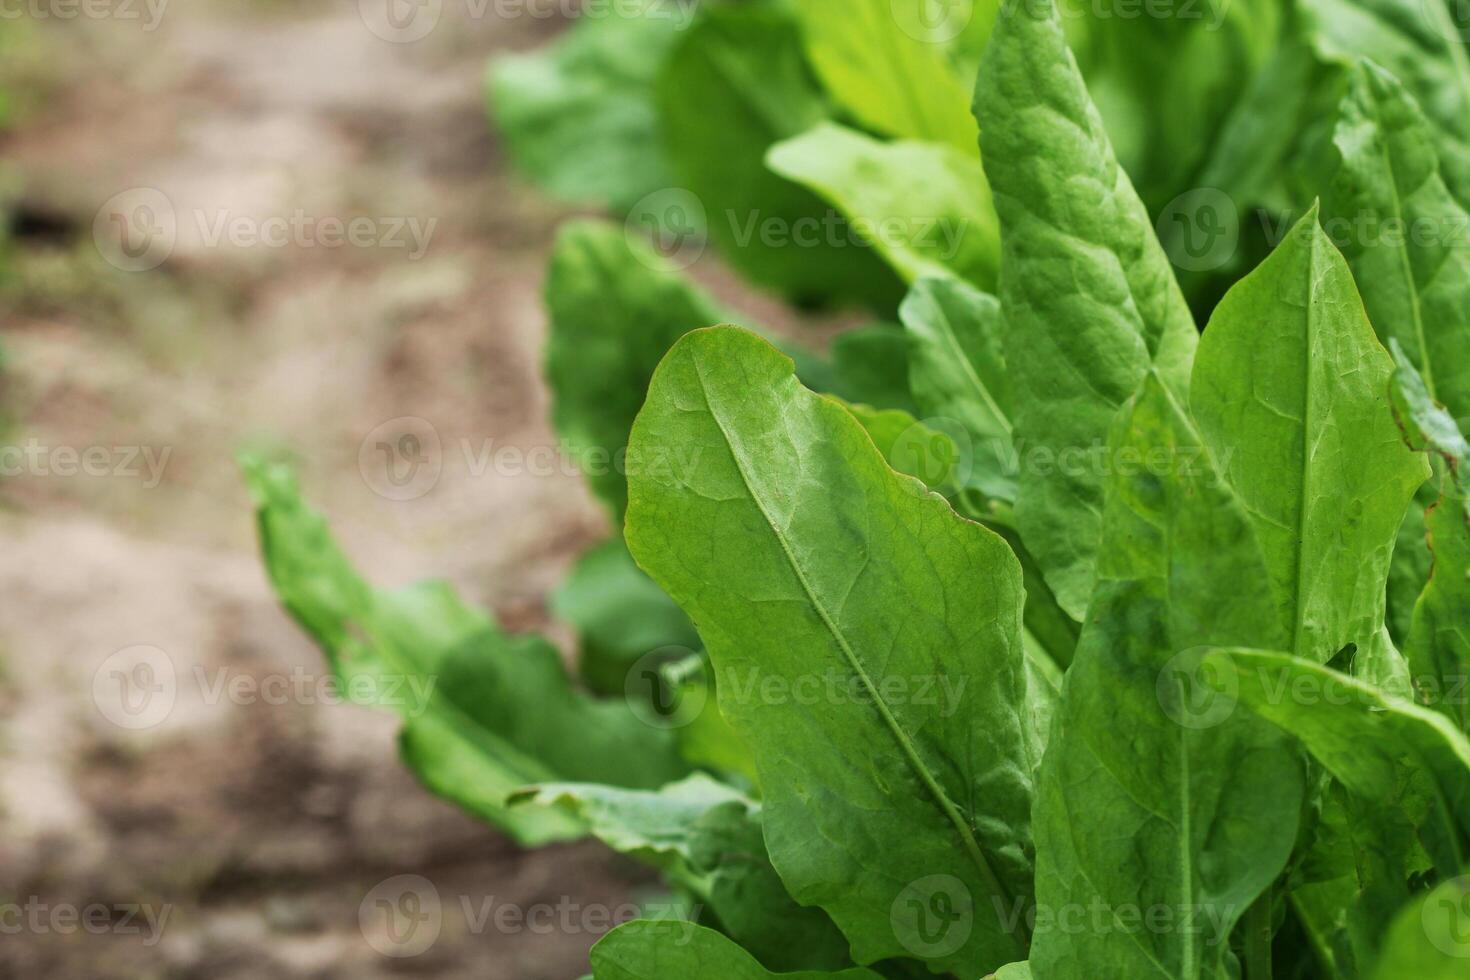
[0, 3, 671, 977]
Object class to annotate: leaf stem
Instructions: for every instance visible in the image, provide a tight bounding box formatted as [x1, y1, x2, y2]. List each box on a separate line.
[1245, 888, 1273, 980]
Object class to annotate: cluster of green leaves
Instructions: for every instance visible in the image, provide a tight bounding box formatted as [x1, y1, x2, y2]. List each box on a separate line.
[249, 0, 1470, 977]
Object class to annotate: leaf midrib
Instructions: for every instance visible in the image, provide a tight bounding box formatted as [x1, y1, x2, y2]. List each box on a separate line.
[1292, 233, 1322, 659]
[690, 352, 1026, 952]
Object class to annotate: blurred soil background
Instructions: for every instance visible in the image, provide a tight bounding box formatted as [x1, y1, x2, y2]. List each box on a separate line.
[0, 1, 774, 976]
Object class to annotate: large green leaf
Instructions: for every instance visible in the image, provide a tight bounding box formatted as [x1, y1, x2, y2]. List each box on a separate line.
[975, 0, 1199, 619]
[788, 0, 978, 154]
[625, 327, 1036, 974]
[243, 458, 688, 846]
[488, 2, 680, 211]
[1390, 344, 1470, 734]
[1191, 207, 1429, 664]
[1029, 375, 1304, 979]
[590, 921, 880, 980]
[656, 3, 902, 309]
[545, 219, 727, 520]
[766, 123, 999, 289]
[1325, 60, 1470, 425]
[513, 775, 853, 971]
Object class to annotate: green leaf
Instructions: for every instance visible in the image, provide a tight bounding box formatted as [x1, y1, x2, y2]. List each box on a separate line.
[488, 3, 680, 211]
[894, 279, 1078, 662]
[1203, 649, 1470, 878]
[1301, 0, 1470, 211]
[545, 219, 726, 520]
[975, 0, 1199, 619]
[508, 775, 748, 877]
[1371, 876, 1470, 976]
[989, 965, 1032, 980]
[625, 327, 1036, 974]
[1191, 207, 1430, 664]
[766, 122, 999, 288]
[789, 0, 978, 154]
[1325, 60, 1470, 424]
[1070, 0, 1282, 213]
[843, 402, 960, 492]
[590, 921, 881, 980]
[656, 3, 903, 309]
[1190, 30, 1346, 224]
[826, 324, 919, 415]
[243, 457, 689, 846]
[897, 276, 1015, 501]
[691, 800, 855, 971]
[1029, 375, 1304, 979]
[553, 539, 700, 696]
[1389, 489, 1436, 645]
[1390, 344, 1470, 734]
[1289, 787, 1379, 975]
[668, 668, 761, 787]
[1391, 339, 1470, 460]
